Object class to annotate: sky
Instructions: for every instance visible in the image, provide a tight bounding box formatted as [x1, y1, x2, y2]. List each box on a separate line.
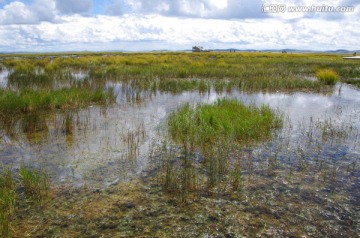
[0, 0, 359, 52]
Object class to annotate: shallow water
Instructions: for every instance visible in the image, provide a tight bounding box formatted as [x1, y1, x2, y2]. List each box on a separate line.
[0, 66, 91, 90]
[0, 83, 359, 188]
[0, 68, 10, 88]
[71, 70, 89, 81]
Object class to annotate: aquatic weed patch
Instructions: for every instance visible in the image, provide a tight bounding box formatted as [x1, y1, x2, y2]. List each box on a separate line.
[163, 98, 283, 199]
[167, 98, 282, 149]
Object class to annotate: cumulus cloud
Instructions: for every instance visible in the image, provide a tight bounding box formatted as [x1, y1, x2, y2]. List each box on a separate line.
[0, 0, 56, 24]
[341, 0, 360, 17]
[55, 0, 93, 15]
[340, 0, 360, 5]
[135, 0, 225, 17]
[33, 0, 57, 21]
[0, 14, 359, 52]
[106, 0, 266, 19]
[105, 0, 126, 15]
[263, 0, 359, 21]
[0, 0, 358, 52]
[216, 0, 265, 19]
[0, 0, 95, 25]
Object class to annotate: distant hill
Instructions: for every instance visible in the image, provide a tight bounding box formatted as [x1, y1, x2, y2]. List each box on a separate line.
[201, 48, 360, 54]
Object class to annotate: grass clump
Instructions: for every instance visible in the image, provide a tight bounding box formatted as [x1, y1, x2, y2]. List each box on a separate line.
[316, 69, 339, 85]
[1, 167, 50, 237]
[162, 99, 282, 199]
[20, 167, 49, 203]
[0, 168, 17, 237]
[168, 98, 282, 150]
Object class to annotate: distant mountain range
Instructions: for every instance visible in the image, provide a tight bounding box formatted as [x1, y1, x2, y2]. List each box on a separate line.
[186, 48, 359, 54]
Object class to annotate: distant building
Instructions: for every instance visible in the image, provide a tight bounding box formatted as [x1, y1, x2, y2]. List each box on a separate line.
[192, 46, 203, 52]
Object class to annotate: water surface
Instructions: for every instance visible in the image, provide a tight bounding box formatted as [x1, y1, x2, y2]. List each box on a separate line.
[0, 83, 359, 188]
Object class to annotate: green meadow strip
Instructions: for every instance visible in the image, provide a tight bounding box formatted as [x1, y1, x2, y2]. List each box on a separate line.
[0, 88, 114, 113]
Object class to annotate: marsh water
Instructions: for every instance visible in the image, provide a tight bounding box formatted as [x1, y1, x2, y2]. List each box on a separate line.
[0, 81, 359, 188]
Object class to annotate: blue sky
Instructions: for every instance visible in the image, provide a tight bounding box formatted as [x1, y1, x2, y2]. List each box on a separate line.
[0, 0, 359, 52]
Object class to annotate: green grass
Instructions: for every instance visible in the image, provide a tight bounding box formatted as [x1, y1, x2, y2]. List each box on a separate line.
[19, 167, 49, 203]
[2, 52, 359, 114]
[316, 69, 339, 85]
[0, 166, 50, 237]
[0, 88, 114, 114]
[0, 168, 17, 237]
[167, 98, 282, 150]
[163, 99, 282, 196]
[165, 98, 282, 196]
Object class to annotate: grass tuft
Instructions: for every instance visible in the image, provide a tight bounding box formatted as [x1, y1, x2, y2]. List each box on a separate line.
[1, 166, 50, 237]
[164, 99, 283, 198]
[0, 168, 17, 237]
[167, 98, 282, 151]
[19, 167, 49, 203]
[316, 69, 339, 85]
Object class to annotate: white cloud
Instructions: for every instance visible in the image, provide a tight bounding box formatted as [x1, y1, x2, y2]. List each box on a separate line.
[105, 0, 131, 15]
[106, 0, 266, 19]
[0, 14, 359, 52]
[118, 0, 350, 20]
[0, 0, 359, 52]
[0, 0, 56, 24]
[263, 0, 359, 21]
[33, 0, 56, 21]
[0, 1, 36, 24]
[212, 0, 265, 19]
[55, 0, 93, 15]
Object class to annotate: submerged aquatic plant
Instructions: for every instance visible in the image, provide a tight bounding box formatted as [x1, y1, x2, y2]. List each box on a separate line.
[63, 114, 74, 135]
[122, 123, 146, 161]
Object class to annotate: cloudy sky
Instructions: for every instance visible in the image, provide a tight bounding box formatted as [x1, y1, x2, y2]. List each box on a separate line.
[0, 0, 359, 52]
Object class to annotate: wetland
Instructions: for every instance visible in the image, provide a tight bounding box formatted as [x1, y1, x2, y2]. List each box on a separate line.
[0, 52, 359, 237]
